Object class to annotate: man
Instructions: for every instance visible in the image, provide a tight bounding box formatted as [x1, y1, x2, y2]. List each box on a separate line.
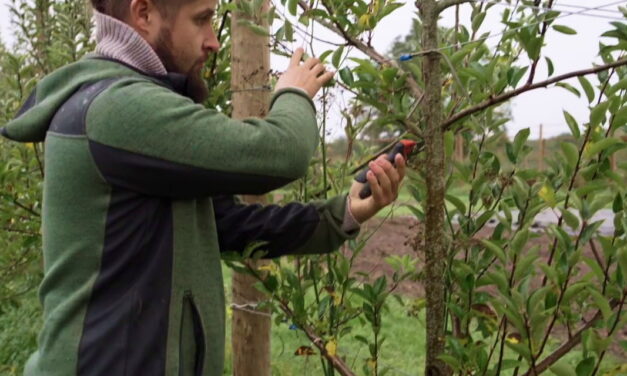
[0, 0, 406, 374]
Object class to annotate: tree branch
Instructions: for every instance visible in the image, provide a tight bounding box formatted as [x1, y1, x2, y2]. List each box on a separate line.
[437, 0, 475, 13]
[441, 58, 627, 130]
[11, 197, 40, 217]
[279, 303, 357, 376]
[521, 297, 624, 376]
[297, 0, 424, 101]
[2, 227, 39, 236]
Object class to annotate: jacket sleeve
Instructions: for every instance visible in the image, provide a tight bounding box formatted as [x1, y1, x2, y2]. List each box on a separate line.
[85, 77, 319, 199]
[214, 195, 359, 258]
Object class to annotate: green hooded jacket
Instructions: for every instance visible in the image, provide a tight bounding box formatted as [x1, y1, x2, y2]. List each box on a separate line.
[1, 56, 358, 376]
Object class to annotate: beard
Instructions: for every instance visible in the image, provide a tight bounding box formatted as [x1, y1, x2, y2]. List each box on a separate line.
[154, 27, 209, 104]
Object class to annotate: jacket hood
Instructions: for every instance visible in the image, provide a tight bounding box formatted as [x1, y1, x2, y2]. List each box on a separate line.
[0, 56, 152, 143]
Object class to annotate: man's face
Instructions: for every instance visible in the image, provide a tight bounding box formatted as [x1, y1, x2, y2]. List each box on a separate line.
[151, 0, 219, 102]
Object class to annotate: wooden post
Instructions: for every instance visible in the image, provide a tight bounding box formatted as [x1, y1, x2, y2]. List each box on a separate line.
[455, 134, 463, 161]
[230, 1, 271, 375]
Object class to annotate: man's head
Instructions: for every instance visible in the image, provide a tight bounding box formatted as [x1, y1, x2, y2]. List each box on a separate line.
[92, 0, 220, 102]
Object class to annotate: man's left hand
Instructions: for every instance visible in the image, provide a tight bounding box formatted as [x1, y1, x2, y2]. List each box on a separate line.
[349, 153, 406, 223]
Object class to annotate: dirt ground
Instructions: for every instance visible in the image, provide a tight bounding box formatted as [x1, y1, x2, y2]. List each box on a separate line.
[352, 217, 627, 361]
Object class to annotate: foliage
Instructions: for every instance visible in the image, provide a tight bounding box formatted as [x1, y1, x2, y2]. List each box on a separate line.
[1, 0, 626, 375]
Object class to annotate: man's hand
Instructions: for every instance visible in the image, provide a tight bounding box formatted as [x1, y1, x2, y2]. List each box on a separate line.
[349, 153, 406, 223]
[275, 48, 334, 98]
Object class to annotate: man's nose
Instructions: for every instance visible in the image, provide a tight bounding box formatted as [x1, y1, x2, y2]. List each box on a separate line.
[204, 30, 221, 53]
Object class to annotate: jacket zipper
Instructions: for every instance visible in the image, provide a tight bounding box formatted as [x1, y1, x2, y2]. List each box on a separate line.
[180, 291, 206, 376]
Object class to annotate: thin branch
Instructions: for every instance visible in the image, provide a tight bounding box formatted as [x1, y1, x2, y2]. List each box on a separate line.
[437, 0, 475, 13]
[297, 0, 424, 101]
[11, 197, 40, 217]
[34, 143, 44, 178]
[209, 4, 231, 79]
[525, 0, 555, 85]
[2, 226, 39, 236]
[591, 292, 627, 376]
[280, 303, 357, 376]
[441, 58, 627, 130]
[521, 298, 623, 376]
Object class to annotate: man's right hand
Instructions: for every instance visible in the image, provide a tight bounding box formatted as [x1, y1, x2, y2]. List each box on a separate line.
[275, 48, 334, 98]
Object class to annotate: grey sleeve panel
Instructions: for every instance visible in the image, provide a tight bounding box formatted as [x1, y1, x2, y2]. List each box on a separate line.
[88, 140, 292, 198]
[15, 90, 37, 119]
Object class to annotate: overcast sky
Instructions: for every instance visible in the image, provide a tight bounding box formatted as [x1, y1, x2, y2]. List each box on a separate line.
[0, 0, 624, 139]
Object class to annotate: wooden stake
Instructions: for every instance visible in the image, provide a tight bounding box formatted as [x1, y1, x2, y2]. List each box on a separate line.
[231, 1, 271, 375]
[455, 134, 463, 161]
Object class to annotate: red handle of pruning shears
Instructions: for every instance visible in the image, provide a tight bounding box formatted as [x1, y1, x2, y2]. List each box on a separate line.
[354, 140, 418, 199]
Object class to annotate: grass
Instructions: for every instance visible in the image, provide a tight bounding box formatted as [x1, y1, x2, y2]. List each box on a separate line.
[221, 264, 625, 376]
[221, 265, 426, 376]
[0, 263, 623, 375]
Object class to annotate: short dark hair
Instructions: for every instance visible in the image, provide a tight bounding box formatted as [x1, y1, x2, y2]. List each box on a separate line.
[90, 0, 189, 21]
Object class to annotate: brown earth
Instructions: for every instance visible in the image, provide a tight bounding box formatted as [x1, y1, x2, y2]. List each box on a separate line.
[351, 217, 627, 361]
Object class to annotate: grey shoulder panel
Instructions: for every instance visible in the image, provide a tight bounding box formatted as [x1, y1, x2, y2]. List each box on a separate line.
[49, 78, 123, 136]
[14, 90, 37, 119]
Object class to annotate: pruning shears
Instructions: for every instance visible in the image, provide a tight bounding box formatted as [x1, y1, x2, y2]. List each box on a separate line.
[354, 139, 421, 199]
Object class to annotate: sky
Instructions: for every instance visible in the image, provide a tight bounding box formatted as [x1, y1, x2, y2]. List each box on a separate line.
[0, 0, 624, 140]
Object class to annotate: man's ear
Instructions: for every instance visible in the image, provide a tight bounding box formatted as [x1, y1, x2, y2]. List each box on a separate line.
[128, 0, 162, 42]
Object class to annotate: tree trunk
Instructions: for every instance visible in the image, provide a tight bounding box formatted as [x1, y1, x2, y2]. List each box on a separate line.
[230, 1, 271, 375]
[418, 1, 450, 375]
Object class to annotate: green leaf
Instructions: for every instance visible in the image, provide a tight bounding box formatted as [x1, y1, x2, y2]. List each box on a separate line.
[589, 101, 609, 127]
[556, 82, 581, 98]
[563, 111, 581, 138]
[611, 106, 627, 131]
[332, 46, 344, 69]
[551, 361, 577, 376]
[539, 184, 557, 208]
[585, 138, 620, 158]
[339, 67, 354, 86]
[349, 58, 380, 77]
[576, 357, 596, 376]
[588, 289, 612, 321]
[552, 24, 577, 35]
[508, 66, 529, 87]
[476, 210, 495, 230]
[563, 282, 589, 304]
[513, 247, 539, 281]
[472, 12, 486, 33]
[438, 354, 461, 369]
[613, 194, 624, 213]
[445, 194, 466, 214]
[607, 76, 627, 97]
[514, 128, 530, 153]
[617, 247, 627, 283]
[561, 209, 580, 231]
[545, 57, 555, 76]
[237, 19, 270, 36]
[284, 21, 294, 41]
[560, 142, 579, 170]
[481, 239, 506, 263]
[288, 0, 297, 16]
[577, 76, 595, 103]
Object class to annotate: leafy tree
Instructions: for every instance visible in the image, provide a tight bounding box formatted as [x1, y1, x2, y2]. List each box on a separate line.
[2, 0, 627, 375]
